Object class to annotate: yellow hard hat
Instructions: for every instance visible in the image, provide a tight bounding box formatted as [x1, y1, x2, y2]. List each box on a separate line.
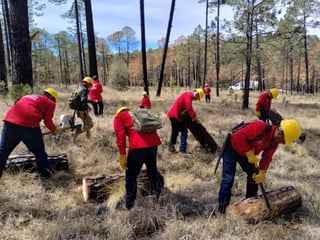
[270, 88, 279, 98]
[196, 88, 205, 100]
[116, 107, 130, 116]
[143, 91, 147, 96]
[83, 76, 93, 85]
[44, 88, 58, 101]
[280, 119, 302, 146]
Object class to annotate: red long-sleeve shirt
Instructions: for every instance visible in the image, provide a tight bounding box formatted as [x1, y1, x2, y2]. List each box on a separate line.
[3, 94, 57, 132]
[231, 121, 278, 171]
[167, 91, 197, 121]
[204, 86, 211, 95]
[89, 80, 103, 102]
[256, 92, 272, 112]
[141, 96, 151, 108]
[113, 111, 161, 155]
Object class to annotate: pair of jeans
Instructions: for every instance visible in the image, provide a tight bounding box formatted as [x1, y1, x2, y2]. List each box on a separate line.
[169, 118, 188, 152]
[0, 122, 52, 178]
[218, 144, 257, 212]
[125, 146, 161, 209]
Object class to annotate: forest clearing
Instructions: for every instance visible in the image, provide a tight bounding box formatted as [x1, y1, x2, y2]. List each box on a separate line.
[0, 86, 319, 240]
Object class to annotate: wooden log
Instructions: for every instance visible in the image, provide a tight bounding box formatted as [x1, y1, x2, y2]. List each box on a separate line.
[226, 185, 302, 223]
[179, 111, 218, 154]
[5, 154, 69, 173]
[82, 170, 165, 202]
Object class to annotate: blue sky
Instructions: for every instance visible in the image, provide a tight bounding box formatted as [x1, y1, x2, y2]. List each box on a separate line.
[33, 0, 233, 49]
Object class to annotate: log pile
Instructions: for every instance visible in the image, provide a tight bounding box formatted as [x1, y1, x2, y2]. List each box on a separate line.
[179, 111, 218, 154]
[5, 154, 69, 173]
[227, 185, 302, 222]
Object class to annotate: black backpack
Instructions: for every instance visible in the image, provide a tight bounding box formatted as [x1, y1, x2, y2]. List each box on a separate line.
[232, 120, 271, 142]
[68, 87, 83, 110]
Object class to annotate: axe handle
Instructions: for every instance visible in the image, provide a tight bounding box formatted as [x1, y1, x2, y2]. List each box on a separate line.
[259, 182, 271, 210]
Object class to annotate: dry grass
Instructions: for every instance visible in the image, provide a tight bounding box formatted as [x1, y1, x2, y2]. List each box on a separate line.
[0, 86, 320, 240]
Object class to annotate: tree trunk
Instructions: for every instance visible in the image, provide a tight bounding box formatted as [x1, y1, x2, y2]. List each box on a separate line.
[227, 185, 302, 223]
[84, 0, 98, 78]
[5, 154, 69, 173]
[8, 0, 32, 86]
[139, 0, 148, 94]
[156, 0, 176, 97]
[0, 19, 8, 94]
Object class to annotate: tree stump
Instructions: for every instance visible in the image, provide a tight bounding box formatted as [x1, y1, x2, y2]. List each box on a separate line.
[180, 111, 218, 154]
[5, 154, 69, 173]
[226, 185, 302, 223]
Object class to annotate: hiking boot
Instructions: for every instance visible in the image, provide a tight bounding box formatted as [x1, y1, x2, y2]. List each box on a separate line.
[72, 127, 82, 143]
[168, 143, 176, 153]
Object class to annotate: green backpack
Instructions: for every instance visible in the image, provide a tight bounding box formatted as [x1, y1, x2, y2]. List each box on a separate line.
[68, 87, 83, 110]
[129, 109, 162, 132]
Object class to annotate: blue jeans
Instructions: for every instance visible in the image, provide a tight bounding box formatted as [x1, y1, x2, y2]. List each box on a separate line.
[0, 122, 52, 178]
[218, 144, 257, 212]
[169, 118, 188, 152]
[125, 146, 161, 209]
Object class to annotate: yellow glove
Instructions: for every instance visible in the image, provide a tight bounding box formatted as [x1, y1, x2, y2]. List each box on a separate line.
[54, 128, 63, 135]
[119, 154, 128, 170]
[256, 111, 261, 118]
[252, 170, 266, 184]
[246, 150, 258, 167]
[193, 116, 200, 123]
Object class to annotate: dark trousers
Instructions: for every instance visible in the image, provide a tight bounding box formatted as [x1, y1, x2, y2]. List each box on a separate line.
[91, 101, 104, 116]
[259, 109, 269, 122]
[125, 146, 160, 209]
[205, 94, 211, 103]
[0, 122, 52, 178]
[218, 144, 257, 212]
[169, 118, 188, 152]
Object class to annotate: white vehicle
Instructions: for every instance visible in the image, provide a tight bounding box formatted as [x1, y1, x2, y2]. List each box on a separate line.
[228, 81, 258, 90]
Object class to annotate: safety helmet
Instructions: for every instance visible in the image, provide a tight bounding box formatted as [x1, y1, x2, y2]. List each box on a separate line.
[44, 88, 58, 101]
[83, 76, 93, 85]
[143, 91, 147, 96]
[195, 88, 205, 100]
[116, 107, 130, 116]
[205, 83, 208, 86]
[270, 88, 279, 98]
[280, 119, 302, 146]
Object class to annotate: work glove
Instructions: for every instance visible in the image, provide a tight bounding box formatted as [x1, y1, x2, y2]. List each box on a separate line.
[252, 170, 266, 184]
[246, 150, 258, 167]
[54, 128, 63, 135]
[119, 154, 128, 171]
[256, 111, 261, 118]
[193, 116, 200, 123]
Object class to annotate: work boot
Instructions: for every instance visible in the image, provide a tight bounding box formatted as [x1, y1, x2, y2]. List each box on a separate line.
[168, 143, 176, 153]
[72, 126, 82, 143]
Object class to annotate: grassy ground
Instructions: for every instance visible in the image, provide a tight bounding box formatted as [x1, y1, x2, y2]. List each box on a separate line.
[0, 86, 319, 240]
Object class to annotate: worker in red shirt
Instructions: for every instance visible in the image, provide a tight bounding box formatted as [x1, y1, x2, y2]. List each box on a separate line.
[114, 107, 162, 210]
[167, 88, 204, 153]
[140, 91, 151, 109]
[256, 88, 279, 122]
[0, 88, 63, 179]
[218, 119, 301, 214]
[203, 83, 211, 103]
[89, 75, 104, 116]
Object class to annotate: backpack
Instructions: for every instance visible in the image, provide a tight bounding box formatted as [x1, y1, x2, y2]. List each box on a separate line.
[68, 87, 83, 110]
[129, 109, 162, 132]
[232, 120, 271, 142]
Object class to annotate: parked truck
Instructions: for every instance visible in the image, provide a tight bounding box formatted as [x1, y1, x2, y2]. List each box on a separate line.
[228, 81, 259, 90]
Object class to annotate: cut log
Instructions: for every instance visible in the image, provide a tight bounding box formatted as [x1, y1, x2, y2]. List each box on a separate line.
[226, 185, 302, 223]
[180, 111, 218, 154]
[5, 154, 69, 173]
[82, 170, 165, 202]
